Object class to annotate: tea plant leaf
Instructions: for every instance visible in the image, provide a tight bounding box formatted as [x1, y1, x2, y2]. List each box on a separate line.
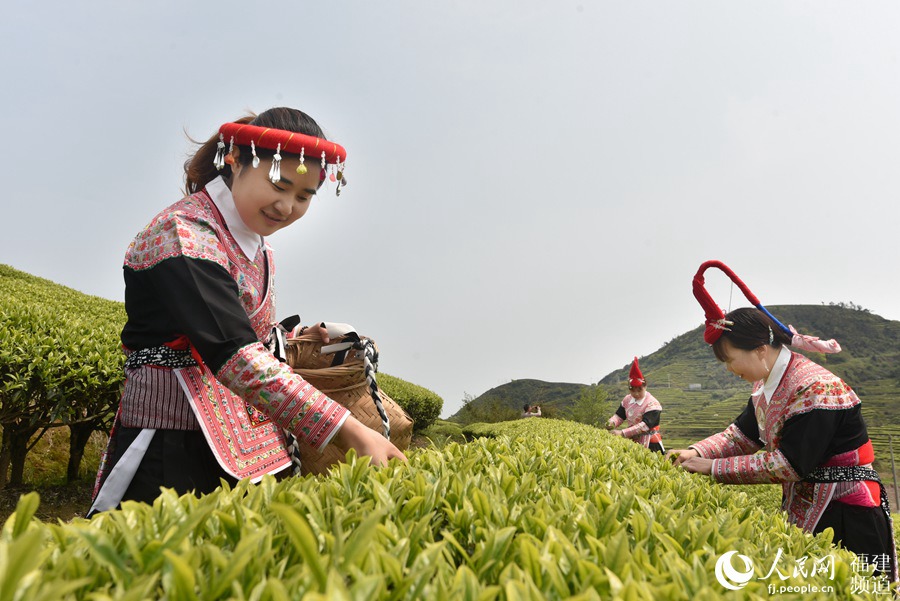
[270, 502, 327, 590]
[0, 529, 45, 601]
[161, 549, 198, 601]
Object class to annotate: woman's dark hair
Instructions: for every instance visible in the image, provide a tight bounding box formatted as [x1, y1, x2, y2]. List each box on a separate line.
[183, 107, 327, 194]
[712, 307, 792, 362]
[523, 404, 530, 412]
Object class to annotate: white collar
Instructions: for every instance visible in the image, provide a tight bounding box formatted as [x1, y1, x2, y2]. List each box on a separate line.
[205, 176, 264, 261]
[752, 345, 791, 402]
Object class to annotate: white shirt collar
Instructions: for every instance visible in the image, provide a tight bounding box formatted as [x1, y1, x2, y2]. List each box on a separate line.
[205, 176, 264, 260]
[752, 345, 792, 402]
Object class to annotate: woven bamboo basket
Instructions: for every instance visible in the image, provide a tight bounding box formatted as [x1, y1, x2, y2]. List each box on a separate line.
[286, 333, 414, 475]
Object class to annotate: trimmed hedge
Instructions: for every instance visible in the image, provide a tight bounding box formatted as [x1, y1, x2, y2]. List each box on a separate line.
[0, 265, 125, 485]
[377, 373, 443, 432]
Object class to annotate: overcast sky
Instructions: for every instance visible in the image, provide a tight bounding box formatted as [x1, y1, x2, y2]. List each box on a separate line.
[2, 1, 898, 418]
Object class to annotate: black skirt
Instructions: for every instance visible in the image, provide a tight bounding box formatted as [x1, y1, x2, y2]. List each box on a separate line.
[813, 500, 895, 578]
[106, 426, 238, 507]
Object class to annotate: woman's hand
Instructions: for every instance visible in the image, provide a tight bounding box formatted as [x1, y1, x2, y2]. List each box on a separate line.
[680, 457, 713, 475]
[332, 416, 407, 466]
[304, 322, 330, 343]
[610, 429, 623, 437]
[666, 448, 700, 466]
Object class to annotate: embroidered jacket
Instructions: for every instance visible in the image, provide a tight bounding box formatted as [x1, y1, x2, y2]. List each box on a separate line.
[609, 391, 662, 447]
[117, 182, 349, 480]
[691, 351, 877, 532]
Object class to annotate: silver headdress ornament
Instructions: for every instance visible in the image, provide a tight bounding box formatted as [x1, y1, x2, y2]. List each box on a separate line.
[268, 144, 282, 184]
[213, 134, 226, 171]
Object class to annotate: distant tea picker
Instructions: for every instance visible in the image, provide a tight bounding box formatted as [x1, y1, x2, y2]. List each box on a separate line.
[668, 260, 897, 582]
[606, 357, 664, 453]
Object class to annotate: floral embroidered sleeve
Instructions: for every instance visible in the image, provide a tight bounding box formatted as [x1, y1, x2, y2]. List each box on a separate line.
[710, 449, 799, 484]
[608, 405, 625, 427]
[216, 342, 349, 450]
[619, 421, 649, 438]
[619, 410, 660, 438]
[690, 398, 763, 459]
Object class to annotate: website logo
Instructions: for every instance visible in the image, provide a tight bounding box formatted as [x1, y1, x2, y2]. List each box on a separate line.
[714, 551, 755, 590]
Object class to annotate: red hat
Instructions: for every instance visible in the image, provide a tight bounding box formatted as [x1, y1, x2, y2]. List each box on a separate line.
[692, 260, 761, 344]
[692, 260, 841, 353]
[628, 357, 645, 387]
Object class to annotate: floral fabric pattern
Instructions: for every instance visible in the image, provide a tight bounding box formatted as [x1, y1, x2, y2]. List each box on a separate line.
[124, 191, 275, 340]
[691, 423, 761, 459]
[217, 342, 348, 451]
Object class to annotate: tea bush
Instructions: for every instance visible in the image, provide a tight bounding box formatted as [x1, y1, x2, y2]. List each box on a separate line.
[2, 418, 879, 600]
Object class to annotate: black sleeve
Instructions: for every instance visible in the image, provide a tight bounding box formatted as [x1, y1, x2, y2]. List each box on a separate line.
[615, 405, 626, 420]
[777, 404, 869, 479]
[732, 397, 764, 447]
[122, 256, 260, 373]
[641, 410, 660, 429]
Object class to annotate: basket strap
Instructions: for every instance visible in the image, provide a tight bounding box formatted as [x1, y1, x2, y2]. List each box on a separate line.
[356, 338, 391, 439]
[266, 316, 304, 476]
[320, 322, 361, 366]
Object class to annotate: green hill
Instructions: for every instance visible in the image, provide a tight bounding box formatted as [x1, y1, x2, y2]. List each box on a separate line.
[463, 379, 586, 414]
[452, 305, 900, 476]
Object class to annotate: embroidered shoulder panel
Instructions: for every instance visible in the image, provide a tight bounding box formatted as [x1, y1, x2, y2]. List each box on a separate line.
[125, 193, 229, 272]
[762, 353, 860, 449]
[125, 191, 276, 340]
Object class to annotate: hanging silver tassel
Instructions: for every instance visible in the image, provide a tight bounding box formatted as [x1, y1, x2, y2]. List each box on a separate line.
[335, 158, 346, 196]
[268, 143, 282, 183]
[251, 140, 260, 168]
[213, 134, 226, 170]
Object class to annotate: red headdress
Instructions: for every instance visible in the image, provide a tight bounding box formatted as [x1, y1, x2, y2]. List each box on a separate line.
[214, 122, 348, 194]
[628, 357, 645, 388]
[692, 260, 841, 353]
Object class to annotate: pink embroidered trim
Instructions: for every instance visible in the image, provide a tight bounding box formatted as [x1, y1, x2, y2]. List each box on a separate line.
[178, 366, 291, 480]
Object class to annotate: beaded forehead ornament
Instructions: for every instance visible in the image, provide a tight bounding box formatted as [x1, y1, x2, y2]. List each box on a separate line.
[213, 122, 348, 195]
[692, 260, 841, 353]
